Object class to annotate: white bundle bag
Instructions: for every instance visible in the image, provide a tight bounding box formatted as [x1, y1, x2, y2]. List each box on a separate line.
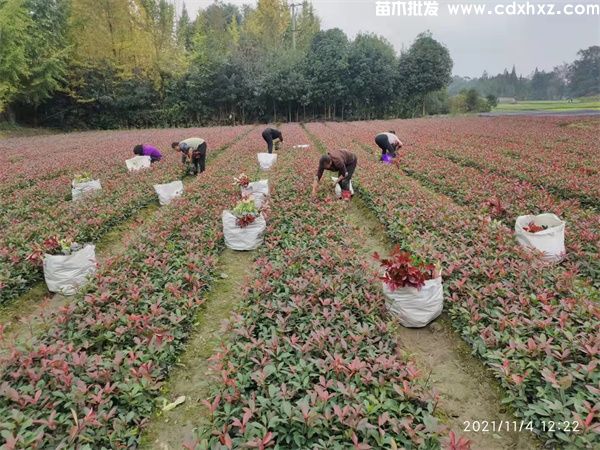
[383, 277, 444, 328]
[154, 180, 184, 206]
[43, 245, 97, 295]
[332, 177, 354, 198]
[126, 155, 152, 172]
[257, 153, 277, 170]
[222, 211, 266, 251]
[515, 213, 566, 262]
[71, 179, 102, 201]
[242, 180, 269, 208]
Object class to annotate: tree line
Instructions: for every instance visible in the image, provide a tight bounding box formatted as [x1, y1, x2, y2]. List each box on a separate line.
[449, 47, 600, 101]
[0, 0, 453, 129]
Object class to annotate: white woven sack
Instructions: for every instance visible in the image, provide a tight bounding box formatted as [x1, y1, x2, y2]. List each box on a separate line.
[222, 211, 266, 251]
[257, 153, 277, 170]
[383, 277, 444, 328]
[248, 193, 267, 209]
[72, 179, 102, 201]
[248, 180, 269, 196]
[242, 180, 269, 208]
[43, 245, 96, 295]
[332, 177, 354, 198]
[515, 213, 566, 262]
[126, 155, 151, 171]
[154, 180, 184, 206]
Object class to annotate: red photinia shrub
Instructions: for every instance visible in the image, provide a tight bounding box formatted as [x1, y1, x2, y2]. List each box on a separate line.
[374, 248, 437, 290]
[0, 125, 253, 304]
[233, 173, 250, 187]
[235, 214, 257, 228]
[305, 120, 600, 448]
[232, 197, 259, 228]
[482, 197, 507, 218]
[523, 221, 548, 233]
[315, 118, 599, 284]
[198, 127, 442, 449]
[443, 431, 472, 450]
[0, 125, 265, 448]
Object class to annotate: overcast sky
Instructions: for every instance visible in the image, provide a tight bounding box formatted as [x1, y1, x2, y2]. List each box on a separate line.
[178, 0, 600, 77]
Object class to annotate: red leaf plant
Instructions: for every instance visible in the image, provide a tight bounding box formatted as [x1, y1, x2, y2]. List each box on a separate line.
[443, 431, 472, 450]
[235, 214, 257, 228]
[523, 221, 548, 233]
[482, 197, 506, 218]
[374, 247, 438, 291]
[233, 173, 251, 188]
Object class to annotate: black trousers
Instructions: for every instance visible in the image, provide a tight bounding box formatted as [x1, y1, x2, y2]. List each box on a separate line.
[183, 142, 207, 175]
[375, 134, 396, 158]
[262, 130, 274, 154]
[339, 159, 357, 191]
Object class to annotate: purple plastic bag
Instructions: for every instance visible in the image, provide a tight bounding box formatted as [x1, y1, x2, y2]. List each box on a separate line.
[381, 154, 393, 164]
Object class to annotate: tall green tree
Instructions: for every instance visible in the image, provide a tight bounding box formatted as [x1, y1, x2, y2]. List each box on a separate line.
[69, 0, 154, 74]
[291, 1, 319, 51]
[0, 0, 32, 115]
[140, 0, 181, 93]
[568, 46, 600, 97]
[176, 3, 194, 51]
[398, 32, 453, 116]
[243, 0, 289, 51]
[17, 0, 70, 112]
[347, 33, 397, 119]
[304, 28, 349, 119]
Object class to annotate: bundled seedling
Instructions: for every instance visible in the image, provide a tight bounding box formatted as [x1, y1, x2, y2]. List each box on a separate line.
[375, 248, 443, 328]
[235, 173, 270, 208]
[222, 197, 266, 250]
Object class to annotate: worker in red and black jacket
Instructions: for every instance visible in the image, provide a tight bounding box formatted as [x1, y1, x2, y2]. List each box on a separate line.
[262, 127, 283, 154]
[311, 149, 357, 200]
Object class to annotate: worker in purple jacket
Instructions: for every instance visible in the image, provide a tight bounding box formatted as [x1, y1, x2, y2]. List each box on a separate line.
[133, 144, 162, 163]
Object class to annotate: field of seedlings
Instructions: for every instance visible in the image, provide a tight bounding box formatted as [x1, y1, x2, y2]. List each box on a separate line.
[0, 116, 598, 450]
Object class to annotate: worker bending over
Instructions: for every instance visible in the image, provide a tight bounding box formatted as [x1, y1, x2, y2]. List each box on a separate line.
[133, 144, 162, 163]
[312, 149, 357, 200]
[375, 131, 403, 160]
[262, 127, 283, 154]
[172, 137, 207, 175]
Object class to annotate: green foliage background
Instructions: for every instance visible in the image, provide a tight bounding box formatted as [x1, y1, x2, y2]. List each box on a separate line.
[0, 0, 597, 128]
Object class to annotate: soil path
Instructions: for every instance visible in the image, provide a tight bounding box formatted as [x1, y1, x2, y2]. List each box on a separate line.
[141, 250, 255, 450]
[344, 197, 541, 450]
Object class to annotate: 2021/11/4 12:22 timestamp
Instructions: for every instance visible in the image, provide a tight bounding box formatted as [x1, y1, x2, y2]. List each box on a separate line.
[462, 420, 581, 433]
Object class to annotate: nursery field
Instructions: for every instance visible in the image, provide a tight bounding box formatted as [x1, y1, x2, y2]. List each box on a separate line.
[0, 116, 598, 450]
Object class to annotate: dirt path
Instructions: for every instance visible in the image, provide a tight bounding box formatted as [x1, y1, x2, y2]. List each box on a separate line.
[141, 250, 255, 450]
[344, 198, 541, 450]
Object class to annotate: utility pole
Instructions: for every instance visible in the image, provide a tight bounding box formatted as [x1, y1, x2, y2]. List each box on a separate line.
[290, 2, 302, 50]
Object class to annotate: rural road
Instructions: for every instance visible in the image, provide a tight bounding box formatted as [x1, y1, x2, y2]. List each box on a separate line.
[480, 109, 600, 117]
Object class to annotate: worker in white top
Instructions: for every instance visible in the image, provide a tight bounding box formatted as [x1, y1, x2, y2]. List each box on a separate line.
[172, 137, 207, 175]
[375, 131, 403, 161]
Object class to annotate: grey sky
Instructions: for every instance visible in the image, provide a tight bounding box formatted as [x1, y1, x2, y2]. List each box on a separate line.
[178, 0, 600, 77]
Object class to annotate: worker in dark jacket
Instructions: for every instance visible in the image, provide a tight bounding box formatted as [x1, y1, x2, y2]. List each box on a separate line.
[172, 137, 207, 175]
[262, 127, 283, 154]
[375, 131, 403, 160]
[312, 149, 357, 200]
